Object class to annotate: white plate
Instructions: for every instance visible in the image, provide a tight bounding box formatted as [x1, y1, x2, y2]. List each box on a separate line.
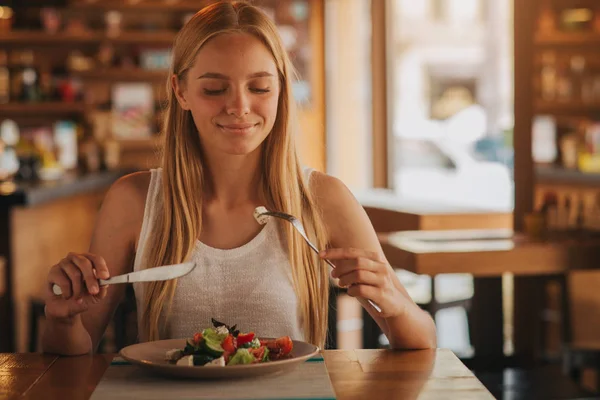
[119, 338, 320, 379]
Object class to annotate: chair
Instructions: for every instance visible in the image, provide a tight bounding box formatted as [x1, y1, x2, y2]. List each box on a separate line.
[112, 285, 138, 351]
[28, 298, 46, 352]
[561, 270, 600, 392]
[0, 257, 5, 298]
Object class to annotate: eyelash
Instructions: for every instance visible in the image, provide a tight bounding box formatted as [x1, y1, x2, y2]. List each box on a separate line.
[203, 88, 271, 96]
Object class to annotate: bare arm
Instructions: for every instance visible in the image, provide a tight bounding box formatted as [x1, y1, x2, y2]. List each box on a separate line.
[310, 172, 436, 349]
[42, 172, 149, 355]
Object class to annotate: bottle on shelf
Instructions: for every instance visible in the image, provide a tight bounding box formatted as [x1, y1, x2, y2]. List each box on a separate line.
[537, 0, 556, 34]
[54, 121, 78, 171]
[595, 6, 600, 33]
[562, 196, 573, 230]
[0, 120, 20, 183]
[569, 55, 586, 102]
[0, 50, 9, 104]
[543, 191, 559, 232]
[540, 51, 557, 101]
[20, 50, 40, 102]
[38, 67, 53, 101]
[556, 65, 573, 102]
[9, 50, 23, 102]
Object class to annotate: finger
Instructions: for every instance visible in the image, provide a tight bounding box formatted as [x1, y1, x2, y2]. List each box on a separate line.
[98, 285, 109, 300]
[45, 296, 89, 320]
[321, 247, 383, 263]
[70, 254, 99, 295]
[330, 257, 379, 279]
[47, 268, 73, 299]
[60, 260, 84, 299]
[338, 269, 381, 289]
[346, 283, 379, 303]
[87, 285, 108, 304]
[325, 257, 353, 271]
[82, 253, 110, 280]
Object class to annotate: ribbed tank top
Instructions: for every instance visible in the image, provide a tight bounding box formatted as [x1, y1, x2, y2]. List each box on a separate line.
[133, 168, 313, 342]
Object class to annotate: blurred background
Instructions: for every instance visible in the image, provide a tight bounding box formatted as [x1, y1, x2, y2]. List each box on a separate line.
[1, 0, 600, 398]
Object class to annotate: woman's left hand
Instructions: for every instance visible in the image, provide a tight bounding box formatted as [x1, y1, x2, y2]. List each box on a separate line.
[320, 247, 408, 319]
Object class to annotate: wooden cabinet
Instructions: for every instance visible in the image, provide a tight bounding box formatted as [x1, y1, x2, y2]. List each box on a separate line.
[8, 190, 106, 352]
[515, 1, 600, 372]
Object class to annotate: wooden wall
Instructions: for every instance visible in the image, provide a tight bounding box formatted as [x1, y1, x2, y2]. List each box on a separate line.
[297, 0, 326, 172]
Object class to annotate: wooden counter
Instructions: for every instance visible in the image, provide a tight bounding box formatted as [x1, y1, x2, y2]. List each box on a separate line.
[0, 171, 127, 352]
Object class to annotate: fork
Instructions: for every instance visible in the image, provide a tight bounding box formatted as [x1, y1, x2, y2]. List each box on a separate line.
[254, 206, 382, 313]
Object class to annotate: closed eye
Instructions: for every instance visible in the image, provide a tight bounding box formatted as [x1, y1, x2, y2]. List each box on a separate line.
[202, 87, 271, 96]
[203, 88, 226, 96]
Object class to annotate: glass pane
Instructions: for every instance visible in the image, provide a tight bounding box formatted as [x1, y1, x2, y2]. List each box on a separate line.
[389, 0, 514, 211]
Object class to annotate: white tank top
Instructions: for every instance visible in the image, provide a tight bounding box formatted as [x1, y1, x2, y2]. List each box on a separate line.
[133, 168, 313, 342]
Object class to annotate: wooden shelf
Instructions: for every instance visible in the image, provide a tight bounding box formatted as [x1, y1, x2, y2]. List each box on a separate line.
[71, 68, 169, 81]
[0, 102, 87, 115]
[535, 31, 600, 46]
[0, 30, 176, 45]
[114, 136, 163, 150]
[69, 0, 208, 12]
[536, 165, 600, 187]
[535, 100, 600, 115]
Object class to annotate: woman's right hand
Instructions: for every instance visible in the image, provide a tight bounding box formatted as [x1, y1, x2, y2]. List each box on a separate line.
[45, 252, 111, 321]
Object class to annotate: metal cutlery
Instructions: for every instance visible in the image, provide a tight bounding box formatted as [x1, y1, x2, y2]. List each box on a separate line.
[253, 206, 382, 313]
[52, 261, 197, 296]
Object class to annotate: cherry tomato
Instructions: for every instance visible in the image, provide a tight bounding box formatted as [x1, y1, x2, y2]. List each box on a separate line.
[237, 332, 255, 346]
[222, 334, 236, 353]
[275, 336, 293, 356]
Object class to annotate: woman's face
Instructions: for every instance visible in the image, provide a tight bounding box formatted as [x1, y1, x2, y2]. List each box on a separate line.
[173, 32, 281, 156]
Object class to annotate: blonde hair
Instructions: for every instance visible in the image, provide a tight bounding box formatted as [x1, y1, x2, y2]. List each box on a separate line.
[141, 1, 329, 348]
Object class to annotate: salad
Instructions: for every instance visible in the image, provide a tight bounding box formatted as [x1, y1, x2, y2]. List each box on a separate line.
[165, 318, 294, 367]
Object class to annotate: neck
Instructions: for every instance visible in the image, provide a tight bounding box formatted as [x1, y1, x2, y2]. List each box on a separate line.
[202, 147, 263, 208]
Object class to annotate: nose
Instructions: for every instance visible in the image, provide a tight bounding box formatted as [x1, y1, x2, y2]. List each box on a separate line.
[225, 88, 250, 118]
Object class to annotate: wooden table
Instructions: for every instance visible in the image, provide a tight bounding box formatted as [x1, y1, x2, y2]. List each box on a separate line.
[356, 189, 513, 232]
[1, 349, 493, 399]
[378, 228, 600, 366]
[379, 229, 600, 276]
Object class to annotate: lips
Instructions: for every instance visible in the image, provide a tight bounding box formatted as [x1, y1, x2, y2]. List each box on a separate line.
[218, 123, 255, 129]
[217, 123, 258, 135]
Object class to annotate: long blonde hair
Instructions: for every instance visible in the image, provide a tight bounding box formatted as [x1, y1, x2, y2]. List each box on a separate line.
[141, 1, 329, 348]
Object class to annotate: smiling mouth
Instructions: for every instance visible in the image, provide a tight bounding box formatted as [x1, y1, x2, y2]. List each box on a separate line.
[217, 123, 259, 134]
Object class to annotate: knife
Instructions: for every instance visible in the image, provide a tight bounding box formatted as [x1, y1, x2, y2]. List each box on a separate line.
[52, 262, 196, 296]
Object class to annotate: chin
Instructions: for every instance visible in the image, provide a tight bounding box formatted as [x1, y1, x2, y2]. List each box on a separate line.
[220, 141, 263, 156]
[200, 126, 270, 156]
[220, 134, 268, 156]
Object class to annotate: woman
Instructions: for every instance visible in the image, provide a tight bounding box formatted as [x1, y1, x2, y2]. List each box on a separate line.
[42, 1, 436, 355]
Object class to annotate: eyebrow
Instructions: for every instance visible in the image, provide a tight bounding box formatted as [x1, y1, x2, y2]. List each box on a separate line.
[197, 71, 274, 80]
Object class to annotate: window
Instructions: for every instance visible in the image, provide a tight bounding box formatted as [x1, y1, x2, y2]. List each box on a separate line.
[432, 0, 485, 23]
[395, 139, 456, 170]
[389, 0, 514, 211]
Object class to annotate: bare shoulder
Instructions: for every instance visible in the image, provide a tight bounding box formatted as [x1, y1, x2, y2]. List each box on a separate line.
[308, 171, 359, 214]
[94, 171, 151, 244]
[107, 171, 151, 202]
[308, 171, 378, 249]
[102, 171, 150, 214]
